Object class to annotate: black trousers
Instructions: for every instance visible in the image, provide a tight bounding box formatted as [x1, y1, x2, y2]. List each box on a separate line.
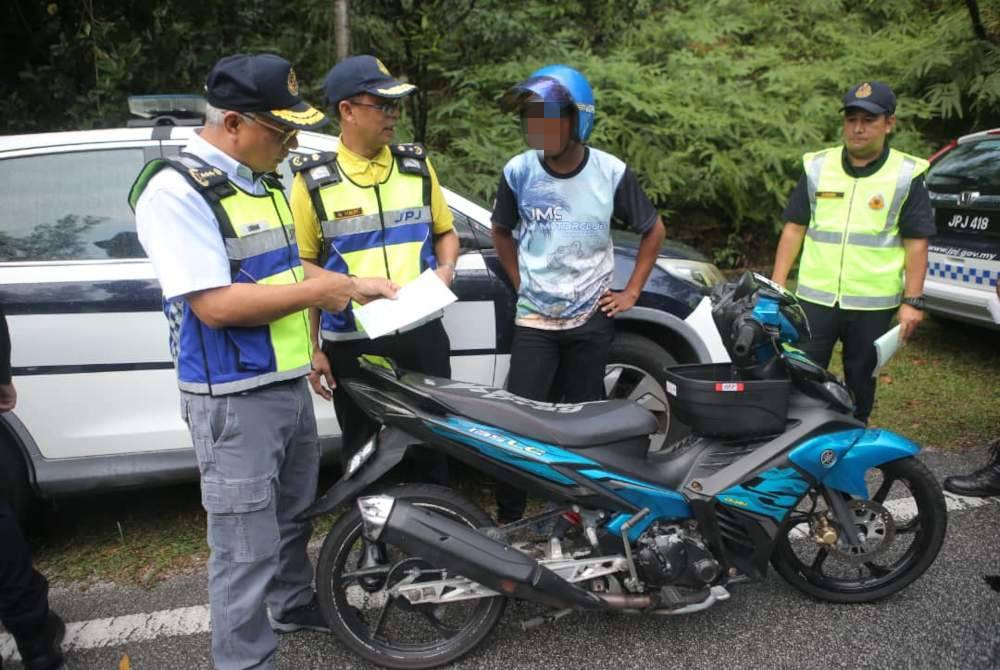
[0, 498, 50, 652]
[798, 301, 896, 423]
[323, 319, 451, 485]
[495, 311, 615, 522]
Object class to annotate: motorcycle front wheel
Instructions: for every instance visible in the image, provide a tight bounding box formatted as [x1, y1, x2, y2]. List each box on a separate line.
[770, 456, 947, 603]
[316, 483, 506, 670]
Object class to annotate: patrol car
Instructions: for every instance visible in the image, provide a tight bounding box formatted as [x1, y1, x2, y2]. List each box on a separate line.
[0, 100, 729, 519]
[924, 128, 1000, 329]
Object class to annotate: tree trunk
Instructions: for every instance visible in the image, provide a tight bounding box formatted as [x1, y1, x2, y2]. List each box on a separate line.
[964, 0, 994, 42]
[334, 0, 350, 62]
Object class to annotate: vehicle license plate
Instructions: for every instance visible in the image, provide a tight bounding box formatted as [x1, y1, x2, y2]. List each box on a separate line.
[936, 208, 998, 238]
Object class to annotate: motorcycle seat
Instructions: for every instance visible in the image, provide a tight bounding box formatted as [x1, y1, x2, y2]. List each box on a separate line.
[400, 374, 658, 447]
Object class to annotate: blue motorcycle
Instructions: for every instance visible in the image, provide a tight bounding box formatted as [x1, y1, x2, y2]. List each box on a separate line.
[302, 272, 947, 669]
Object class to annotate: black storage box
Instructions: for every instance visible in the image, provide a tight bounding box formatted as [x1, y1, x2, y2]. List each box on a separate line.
[663, 363, 791, 437]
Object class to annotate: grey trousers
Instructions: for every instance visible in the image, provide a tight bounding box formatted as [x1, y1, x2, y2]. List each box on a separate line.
[181, 378, 319, 670]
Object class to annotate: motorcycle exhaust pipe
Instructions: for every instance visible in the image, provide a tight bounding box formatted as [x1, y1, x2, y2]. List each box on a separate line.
[358, 495, 609, 611]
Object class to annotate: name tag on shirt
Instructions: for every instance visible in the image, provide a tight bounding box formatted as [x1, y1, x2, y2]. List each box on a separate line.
[815, 191, 845, 199]
[238, 220, 271, 235]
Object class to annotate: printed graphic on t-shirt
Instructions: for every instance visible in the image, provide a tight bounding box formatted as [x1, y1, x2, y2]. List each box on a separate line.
[503, 149, 624, 328]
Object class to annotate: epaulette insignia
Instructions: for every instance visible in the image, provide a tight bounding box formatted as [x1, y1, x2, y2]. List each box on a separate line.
[289, 151, 337, 173]
[391, 144, 429, 176]
[187, 165, 226, 188]
[390, 143, 427, 159]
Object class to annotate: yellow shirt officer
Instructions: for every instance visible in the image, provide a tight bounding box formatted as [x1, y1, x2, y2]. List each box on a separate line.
[291, 55, 458, 485]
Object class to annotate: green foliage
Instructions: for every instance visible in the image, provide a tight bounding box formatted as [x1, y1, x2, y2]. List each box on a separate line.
[2, 0, 998, 265]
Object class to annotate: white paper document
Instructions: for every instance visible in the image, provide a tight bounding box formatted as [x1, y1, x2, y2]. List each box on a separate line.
[354, 269, 458, 339]
[872, 324, 902, 377]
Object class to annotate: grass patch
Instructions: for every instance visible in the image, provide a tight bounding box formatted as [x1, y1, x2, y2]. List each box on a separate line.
[32, 475, 342, 588]
[31, 483, 208, 588]
[844, 314, 998, 450]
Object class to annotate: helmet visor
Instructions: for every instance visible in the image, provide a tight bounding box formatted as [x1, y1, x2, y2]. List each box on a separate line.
[500, 75, 572, 113]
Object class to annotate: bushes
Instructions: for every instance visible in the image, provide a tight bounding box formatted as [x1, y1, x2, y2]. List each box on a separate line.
[3, 0, 997, 265]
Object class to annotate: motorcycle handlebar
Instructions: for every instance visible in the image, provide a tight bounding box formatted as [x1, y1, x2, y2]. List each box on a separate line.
[732, 321, 758, 359]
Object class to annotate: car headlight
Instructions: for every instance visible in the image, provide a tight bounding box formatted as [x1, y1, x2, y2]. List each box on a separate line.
[346, 437, 377, 478]
[656, 259, 726, 288]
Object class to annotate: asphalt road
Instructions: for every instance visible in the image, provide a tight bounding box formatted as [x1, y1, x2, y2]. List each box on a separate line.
[3, 446, 999, 670]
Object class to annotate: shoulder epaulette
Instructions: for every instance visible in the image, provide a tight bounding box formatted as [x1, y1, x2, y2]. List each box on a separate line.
[390, 143, 429, 176]
[390, 143, 427, 160]
[165, 154, 235, 201]
[290, 151, 341, 190]
[289, 151, 337, 173]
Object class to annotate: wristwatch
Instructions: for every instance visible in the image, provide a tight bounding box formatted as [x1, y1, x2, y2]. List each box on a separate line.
[901, 295, 926, 310]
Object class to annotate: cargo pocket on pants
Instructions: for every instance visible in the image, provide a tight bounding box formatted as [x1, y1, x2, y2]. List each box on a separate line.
[202, 475, 279, 563]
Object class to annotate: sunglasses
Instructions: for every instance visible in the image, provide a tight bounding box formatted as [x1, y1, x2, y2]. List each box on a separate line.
[241, 113, 299, 145]
[348, 98, 403, 116]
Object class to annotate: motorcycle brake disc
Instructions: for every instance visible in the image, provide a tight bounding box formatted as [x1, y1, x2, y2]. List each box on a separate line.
[828, 499, 897, 564]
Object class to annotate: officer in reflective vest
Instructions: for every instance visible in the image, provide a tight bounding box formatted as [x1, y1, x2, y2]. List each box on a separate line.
[290, 55, 459, 483]
[130, 54, 396, 670]
[772, 81, 936, 423]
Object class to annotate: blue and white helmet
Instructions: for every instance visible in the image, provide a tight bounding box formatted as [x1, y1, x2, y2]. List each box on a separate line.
[500, 64, 596, 142]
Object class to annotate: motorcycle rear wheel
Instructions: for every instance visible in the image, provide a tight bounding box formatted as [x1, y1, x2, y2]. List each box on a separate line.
[770, 456, 947, 603]
[316, 483, 506, 669]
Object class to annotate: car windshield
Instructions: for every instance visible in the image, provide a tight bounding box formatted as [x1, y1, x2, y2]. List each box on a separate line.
[927, 137, 1000, 194]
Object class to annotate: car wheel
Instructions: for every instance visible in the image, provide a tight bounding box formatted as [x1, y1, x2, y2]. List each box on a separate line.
[604, 332, 690, 455]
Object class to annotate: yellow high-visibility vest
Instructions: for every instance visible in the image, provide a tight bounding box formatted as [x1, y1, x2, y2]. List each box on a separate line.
[797, 146, 928, 310]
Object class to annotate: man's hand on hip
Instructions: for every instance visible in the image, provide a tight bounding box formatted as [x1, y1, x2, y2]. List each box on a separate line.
[599, 288, 639, 317]
[898, 304, 923, 343]
[0, 383, 16, 412]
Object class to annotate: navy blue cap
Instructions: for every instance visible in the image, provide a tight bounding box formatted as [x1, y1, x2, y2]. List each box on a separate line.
[323, 55, 417, 106]
[205, 53, 328, 129]
[840, 80, 896, 115]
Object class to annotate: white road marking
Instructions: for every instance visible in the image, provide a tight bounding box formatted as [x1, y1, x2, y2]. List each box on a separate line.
[1, 493, 995, 660]
[788, 491, 996, 539]
[941, 490, 998, 512]
[1, 604, 210, 661]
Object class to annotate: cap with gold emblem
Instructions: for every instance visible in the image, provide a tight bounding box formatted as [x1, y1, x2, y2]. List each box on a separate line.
[205, 53, 328, 130]
[323, 55, 417, 106]
[840, 80, 896, 115]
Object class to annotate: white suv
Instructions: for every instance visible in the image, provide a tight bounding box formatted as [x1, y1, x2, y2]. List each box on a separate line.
[924, 128, 1000, 330]
[0, 114, 729, 519]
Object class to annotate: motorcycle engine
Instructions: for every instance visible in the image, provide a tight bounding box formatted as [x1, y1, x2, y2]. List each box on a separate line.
[635, 524, 720, 588]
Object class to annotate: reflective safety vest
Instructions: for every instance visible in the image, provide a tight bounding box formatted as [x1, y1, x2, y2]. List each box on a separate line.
[797, 146, 928, 310]
[291, 143, 437, 342]
[128, 153, 312, 395]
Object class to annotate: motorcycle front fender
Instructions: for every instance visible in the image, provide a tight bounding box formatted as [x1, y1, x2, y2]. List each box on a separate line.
[297, 426, 415, 520]
[820, 429, 920, 499]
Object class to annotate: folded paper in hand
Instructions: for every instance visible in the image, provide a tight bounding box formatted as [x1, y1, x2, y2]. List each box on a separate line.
[872, 324, 902, 377]
[355, 269, 457, 339]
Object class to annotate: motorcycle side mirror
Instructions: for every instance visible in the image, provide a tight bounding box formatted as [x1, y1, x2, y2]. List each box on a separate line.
[732, 271, 757, 301]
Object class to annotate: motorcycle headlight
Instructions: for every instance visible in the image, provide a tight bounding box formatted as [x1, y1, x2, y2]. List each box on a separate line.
[656, 259, 726, 288]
